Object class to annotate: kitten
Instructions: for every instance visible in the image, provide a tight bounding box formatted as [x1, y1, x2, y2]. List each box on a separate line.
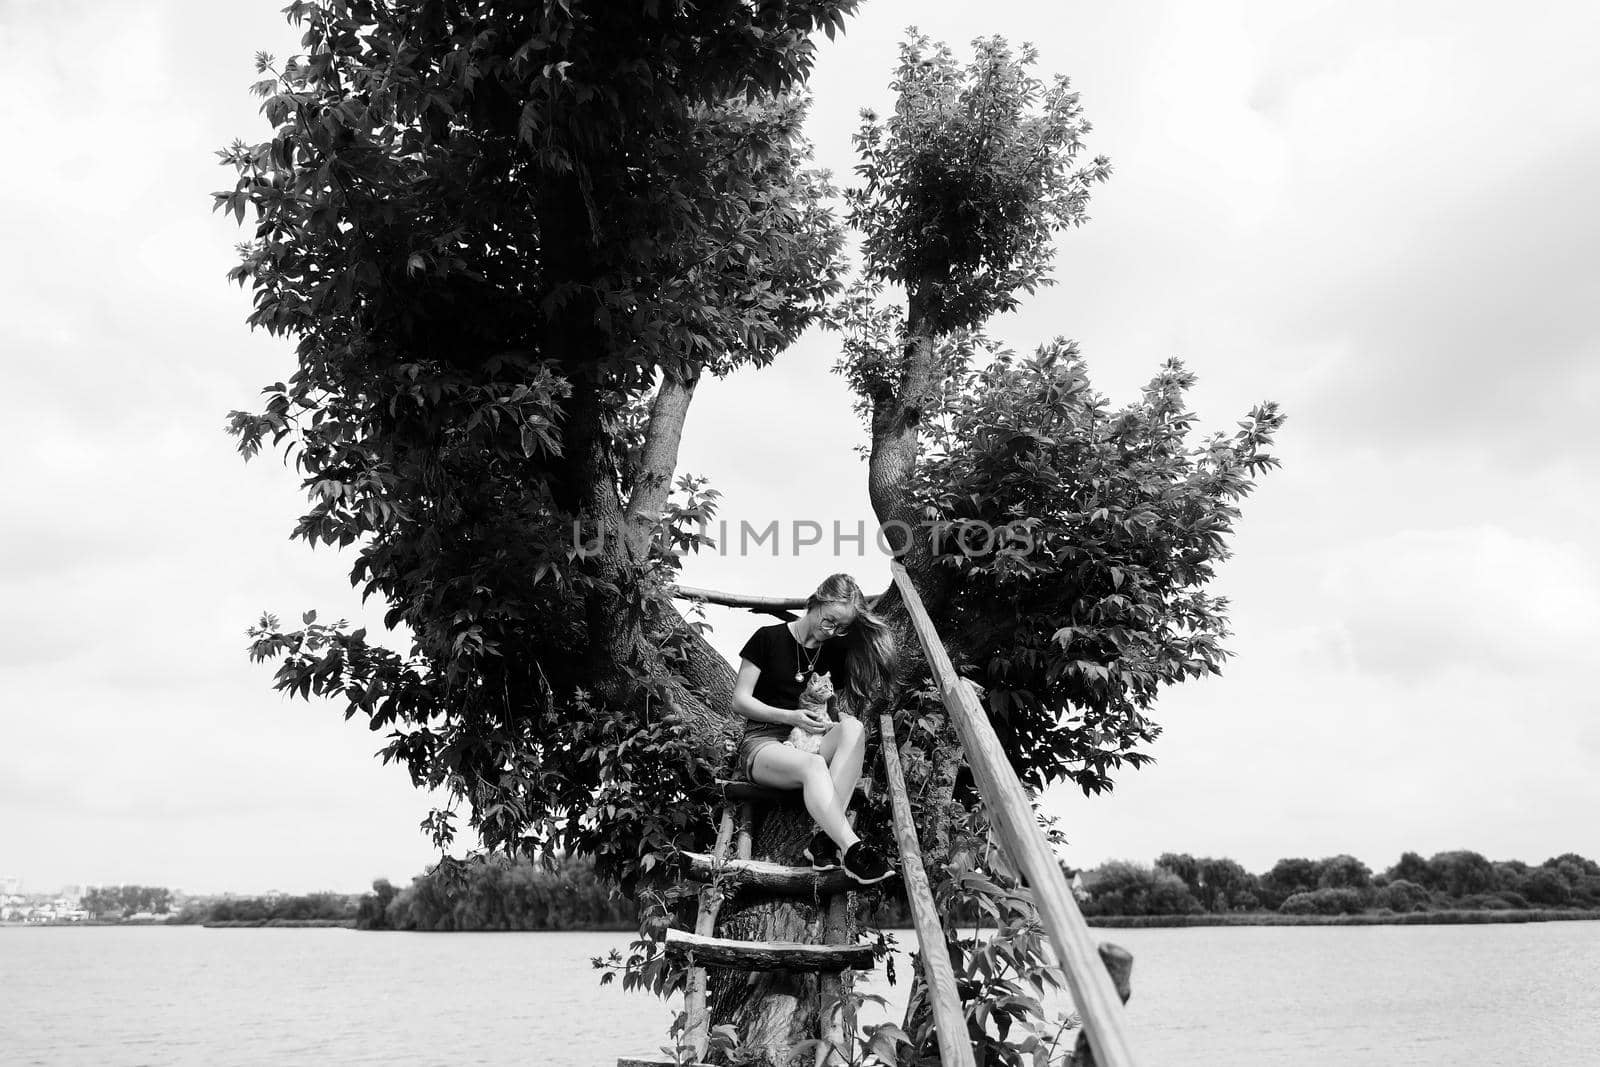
[785, 671, 835, 754]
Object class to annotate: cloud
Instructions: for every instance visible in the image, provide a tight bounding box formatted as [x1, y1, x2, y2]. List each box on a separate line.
[1315, 525, 1600, 681]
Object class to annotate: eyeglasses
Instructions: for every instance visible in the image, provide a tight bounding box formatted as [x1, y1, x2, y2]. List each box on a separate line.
[817, 617, 853, 636]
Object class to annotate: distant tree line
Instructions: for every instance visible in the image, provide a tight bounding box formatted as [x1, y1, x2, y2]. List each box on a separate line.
[357, 853, 638, 931]
[1076, 850, 1600, 917]
[169, 892, 360, 924]
[108, 847, 1600, 930]
[83, 885, 172, 919]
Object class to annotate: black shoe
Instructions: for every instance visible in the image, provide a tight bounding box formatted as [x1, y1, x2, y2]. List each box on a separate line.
[804, 831, 840, 871]
[841, 842, 895, 885]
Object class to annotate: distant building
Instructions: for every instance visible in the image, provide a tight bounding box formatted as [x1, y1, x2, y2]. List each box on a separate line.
[0, 876, 21, 895]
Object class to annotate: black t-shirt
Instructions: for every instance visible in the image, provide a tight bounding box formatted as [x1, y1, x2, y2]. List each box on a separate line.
[738, 621, 850, 713]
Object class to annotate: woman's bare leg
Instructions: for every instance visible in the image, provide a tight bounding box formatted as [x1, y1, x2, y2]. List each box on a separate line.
[750, 743, 862, 852]
[819, 715, 865, 811]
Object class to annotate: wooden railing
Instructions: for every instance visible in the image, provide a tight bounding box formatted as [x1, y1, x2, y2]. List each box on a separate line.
[888, 561, 1141, 1067]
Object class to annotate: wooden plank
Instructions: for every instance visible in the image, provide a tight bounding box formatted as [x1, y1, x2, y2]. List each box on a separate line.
[671, 585, 883, 612]
[616, 1059, 714, 1067]
[718, 778, 791, 804]
[664, 929, 874, 972]
[670, 585, 809, 611]
[888, 561, 1141, 1067]
[715, 777, 869, 805]
[675, 852, 857, 895]
[879, 713, 977, 1067]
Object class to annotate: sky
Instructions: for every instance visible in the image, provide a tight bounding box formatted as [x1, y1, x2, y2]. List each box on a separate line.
[0, 0, 1595, 896]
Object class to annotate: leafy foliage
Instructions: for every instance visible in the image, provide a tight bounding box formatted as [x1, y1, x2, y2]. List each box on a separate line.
[1371, 879, 1430, 914]
[365, 852, 637, 931]
[170, 892, 357, 925]
[1076, 861, 1200, 918]
[1155, 853, 1259, 912]
[848, 33, 1111, 331]
[217, 2, 853, 891]
[1278, 888, 1366, 916]
[901, 342, 1283, 794]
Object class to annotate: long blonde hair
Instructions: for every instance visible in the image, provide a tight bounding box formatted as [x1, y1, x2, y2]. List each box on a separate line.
[810, 573, 895, 711]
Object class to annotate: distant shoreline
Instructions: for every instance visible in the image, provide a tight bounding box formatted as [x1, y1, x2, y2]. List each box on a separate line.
[9, 908, 1600, 931]
[1086, 908, 1600, 927]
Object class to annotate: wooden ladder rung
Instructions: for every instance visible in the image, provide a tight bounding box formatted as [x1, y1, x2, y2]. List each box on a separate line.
[675, 852, 857, 894]
[714, 778, 792, 804]
[664, 929, 875, 972]
[714, 777, 868, 804]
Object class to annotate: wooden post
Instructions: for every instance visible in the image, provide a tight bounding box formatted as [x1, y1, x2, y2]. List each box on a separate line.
[817, 890, 852, 1067]
[735, 802, 754, 861]
[1068, 945, 1133, 1067]
[879, 713, 977, 1067]
[683, 806, 736, 1061]
[888, 561, 1141, 1067]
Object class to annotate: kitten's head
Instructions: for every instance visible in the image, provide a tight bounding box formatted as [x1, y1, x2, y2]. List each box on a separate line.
[803, 671, 834, 699]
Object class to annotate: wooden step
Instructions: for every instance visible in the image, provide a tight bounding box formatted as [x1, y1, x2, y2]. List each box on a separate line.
[676, 851, 857, 895]
[664, 929, 875, 972]
[715, 778, 793, 804]
[715, 777, 867, 804]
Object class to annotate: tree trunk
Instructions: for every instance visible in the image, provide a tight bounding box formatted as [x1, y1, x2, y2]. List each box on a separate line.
[708, 794, 835, 1065]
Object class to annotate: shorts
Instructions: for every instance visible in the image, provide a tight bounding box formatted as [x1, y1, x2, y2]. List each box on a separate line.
[736, 729, 789, 781]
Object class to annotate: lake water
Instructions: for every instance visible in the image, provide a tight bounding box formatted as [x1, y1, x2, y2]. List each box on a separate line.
[3, 921, 1598, 1065]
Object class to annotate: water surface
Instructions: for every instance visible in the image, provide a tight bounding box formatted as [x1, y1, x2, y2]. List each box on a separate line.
[3, 921, 1597, 1065]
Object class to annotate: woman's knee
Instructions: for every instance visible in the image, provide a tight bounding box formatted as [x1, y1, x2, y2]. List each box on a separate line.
[798, 751, 831, 784]
[824, 716, 863, 757]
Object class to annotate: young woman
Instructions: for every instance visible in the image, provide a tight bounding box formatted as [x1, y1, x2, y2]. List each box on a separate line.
[732, 573, 898, 884]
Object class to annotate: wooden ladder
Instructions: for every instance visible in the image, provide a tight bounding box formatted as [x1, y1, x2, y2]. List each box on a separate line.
[621, 779, 876, 1067]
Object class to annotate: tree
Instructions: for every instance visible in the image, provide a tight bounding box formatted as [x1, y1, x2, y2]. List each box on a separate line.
[1259, 858, 1319, 910]
[1156, 853, 1257, 912]
[1523, 868, 1573, 907]
[1279, 888, 1364, 916]
[1426, 851, 1497, 899]
[1371, 879, 1429, 913]
[1195, 858, 1259, 912]
[219, 7, 1281, 1063]
[1386, 851, 1431, 886]
[1315, 855, 1373, 892]
[1081, 861, 1201, 917]
[356, 878, 398, 930]
[1156, 852, 1201, 898]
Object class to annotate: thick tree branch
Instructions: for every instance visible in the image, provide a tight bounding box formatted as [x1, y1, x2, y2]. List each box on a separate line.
[623, 363, 703, 555]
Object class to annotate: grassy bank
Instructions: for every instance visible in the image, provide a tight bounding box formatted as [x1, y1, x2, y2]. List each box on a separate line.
[1086, 908, 1600, 927]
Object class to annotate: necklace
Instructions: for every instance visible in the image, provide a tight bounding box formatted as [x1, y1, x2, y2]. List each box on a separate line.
[792, 623, 821, 682]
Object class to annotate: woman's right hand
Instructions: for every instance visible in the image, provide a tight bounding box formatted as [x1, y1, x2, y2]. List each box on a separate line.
[790, 707, 831, 734]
